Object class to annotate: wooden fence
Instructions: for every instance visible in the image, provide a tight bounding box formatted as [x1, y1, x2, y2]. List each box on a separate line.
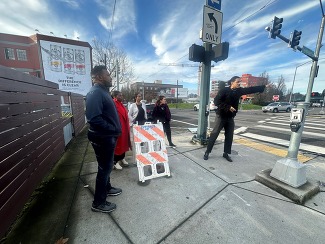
[0, 66, 86, 238]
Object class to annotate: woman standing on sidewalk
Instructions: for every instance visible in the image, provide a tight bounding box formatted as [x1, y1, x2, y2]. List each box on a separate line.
[112, 91, 132, 170]
[128, 93, 147, 125]
[152, 95, 176, 147]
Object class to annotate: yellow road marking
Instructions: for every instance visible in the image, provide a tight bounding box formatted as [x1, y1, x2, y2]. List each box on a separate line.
[234, 138, 311, 163]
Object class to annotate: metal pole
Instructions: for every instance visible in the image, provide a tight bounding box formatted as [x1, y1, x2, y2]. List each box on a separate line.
[142, 81, 145, 101]
[271, 15, 325, 188]
[116, 59, 119, 91]
[176, 80, 178, 109]
[197, 43, 212, 144]
[289, 60, 317, 103]
[287, 15, 324, 159]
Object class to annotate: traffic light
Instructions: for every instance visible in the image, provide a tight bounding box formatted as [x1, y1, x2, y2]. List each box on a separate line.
[270, 16, 283, 39]
[211, 42, 229, 63]
[189, 44, 205, 62]
[289, 30, 302, 49]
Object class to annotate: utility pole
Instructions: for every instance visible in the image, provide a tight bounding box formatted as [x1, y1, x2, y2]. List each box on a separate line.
[116, 59, 119, 91]
[270, 14, 325, 187]
[176, 80, 179, 109]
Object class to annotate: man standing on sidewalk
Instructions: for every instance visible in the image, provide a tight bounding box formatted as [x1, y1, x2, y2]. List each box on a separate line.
[86, 65, 122, 213]
[204, 76, 268, 162]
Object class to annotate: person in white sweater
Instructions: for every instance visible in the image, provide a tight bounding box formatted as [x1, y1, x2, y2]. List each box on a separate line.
[128, 93, 147, 125]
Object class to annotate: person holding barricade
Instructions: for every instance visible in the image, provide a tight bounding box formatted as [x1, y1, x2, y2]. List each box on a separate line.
[86, 65, 122, 213]
[112, 90, 132, 170]
[128, 93, 147, 125]
[152, 95, 176, 148]
[204, 76, 268, 162]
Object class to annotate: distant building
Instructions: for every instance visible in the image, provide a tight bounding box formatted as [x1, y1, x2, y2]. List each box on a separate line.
[0, 32, 92, 96]
[241, 74, 267, 87]
[130, 81, 185, 102]
[240, 74, 267, 102]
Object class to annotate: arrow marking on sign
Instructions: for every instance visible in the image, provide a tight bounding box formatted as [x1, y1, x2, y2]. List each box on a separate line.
[208, 12, 218, 34]
[211, 0, 220, 4]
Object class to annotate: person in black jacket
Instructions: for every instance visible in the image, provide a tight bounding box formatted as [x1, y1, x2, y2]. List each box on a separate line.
[204, 76, 268, 162]
[152, 95, 176, 147]
[86, 65, 122, 213]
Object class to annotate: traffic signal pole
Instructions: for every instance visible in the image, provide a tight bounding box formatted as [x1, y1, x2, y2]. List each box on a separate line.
[270, 15, 325, 187]
[196, 43, 212, 144]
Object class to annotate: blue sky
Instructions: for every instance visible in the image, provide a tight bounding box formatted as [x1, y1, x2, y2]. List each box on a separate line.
[1, 0, 325, 95]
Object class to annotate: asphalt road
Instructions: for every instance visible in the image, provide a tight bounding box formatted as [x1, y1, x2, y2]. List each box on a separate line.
[170, 108, 325, 151]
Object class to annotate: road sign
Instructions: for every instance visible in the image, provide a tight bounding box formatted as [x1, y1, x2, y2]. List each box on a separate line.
[202, 5, 223, 45]
[273, 95, 279, 101]
[302, 46, 316, 60]
[207, 0, 221, 10]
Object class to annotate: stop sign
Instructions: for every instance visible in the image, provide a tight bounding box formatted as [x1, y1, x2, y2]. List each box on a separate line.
[273, 95, 279, 101]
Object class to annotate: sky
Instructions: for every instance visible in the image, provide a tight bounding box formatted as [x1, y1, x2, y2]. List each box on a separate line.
[1, 0, 325, 95]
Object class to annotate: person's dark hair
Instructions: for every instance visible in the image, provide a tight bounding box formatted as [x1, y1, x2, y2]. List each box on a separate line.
[134, 93, 141, 102]
[156, 95, 165, 106]
[112, 90, 121, 98]
[91, 65, 107, 78]
[227, 76, 240, 86]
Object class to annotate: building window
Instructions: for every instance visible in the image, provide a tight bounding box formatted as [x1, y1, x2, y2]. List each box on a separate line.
[17, 49, 27, 61]
[4, 48, 15, 60]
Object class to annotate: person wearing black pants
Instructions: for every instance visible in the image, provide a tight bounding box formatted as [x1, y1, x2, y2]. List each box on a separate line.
[86, 65, 122, 213]
[204, 76, 268, 162]
[152, 95, 176, 147]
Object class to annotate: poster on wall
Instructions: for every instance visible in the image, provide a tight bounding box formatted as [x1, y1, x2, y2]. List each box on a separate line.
[40, 40, 92, 96]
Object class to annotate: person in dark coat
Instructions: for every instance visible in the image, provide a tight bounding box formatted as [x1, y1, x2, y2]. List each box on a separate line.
[152, 95, 176, 147]
[204, 76, 268, 162]
[86, 65, 122, 213]
[112, 91, 132, 170]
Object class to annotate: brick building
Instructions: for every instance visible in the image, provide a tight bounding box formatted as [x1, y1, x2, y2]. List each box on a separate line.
[0, 33, 92, 95]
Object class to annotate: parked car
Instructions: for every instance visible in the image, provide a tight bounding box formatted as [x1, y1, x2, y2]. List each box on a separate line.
[262, 102, 293, 113]
[193, 101, 217, 111]
[146, 103, 155, 122]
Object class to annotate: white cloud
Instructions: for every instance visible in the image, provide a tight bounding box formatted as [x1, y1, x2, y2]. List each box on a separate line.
[59, 0, 79, 9]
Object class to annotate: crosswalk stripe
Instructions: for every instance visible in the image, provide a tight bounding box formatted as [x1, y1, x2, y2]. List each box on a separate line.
[266, 121, 325, 131]
[234, 138, 311, 163]
[256, 125, 325, 138]
[240, 133, 324, 155]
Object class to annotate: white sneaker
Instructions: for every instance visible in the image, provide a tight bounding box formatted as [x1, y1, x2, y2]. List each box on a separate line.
[120, 159, 129, 165]
[114, 163, 123, 170]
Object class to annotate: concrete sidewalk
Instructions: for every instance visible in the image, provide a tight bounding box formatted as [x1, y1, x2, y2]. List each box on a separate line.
[3, 126, 325, 244]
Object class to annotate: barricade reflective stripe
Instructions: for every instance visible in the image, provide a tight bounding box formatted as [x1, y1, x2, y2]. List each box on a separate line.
[132, 122, 170, 182]
[136, 154, 152, 165]
[133, 126, 156, 141]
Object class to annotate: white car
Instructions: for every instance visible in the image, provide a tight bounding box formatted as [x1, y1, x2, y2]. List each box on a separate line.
[262, 102, 293, 113]
[193, 101, 217, 111]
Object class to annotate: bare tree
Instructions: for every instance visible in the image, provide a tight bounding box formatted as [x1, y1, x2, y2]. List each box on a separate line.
[252, 71, 273, 105]
[92, 38, 136, 90]
[275, 75, 287, 99]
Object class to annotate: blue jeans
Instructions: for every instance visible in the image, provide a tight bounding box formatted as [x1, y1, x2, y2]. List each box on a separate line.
[88, 132, 117, 206]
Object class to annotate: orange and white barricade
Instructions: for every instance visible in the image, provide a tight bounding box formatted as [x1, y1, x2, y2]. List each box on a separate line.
[132, 122, 170, 182]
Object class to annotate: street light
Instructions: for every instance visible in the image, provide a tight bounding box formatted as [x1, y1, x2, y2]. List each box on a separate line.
[289, 60, 311, 103]
[289, 58, 325, 104]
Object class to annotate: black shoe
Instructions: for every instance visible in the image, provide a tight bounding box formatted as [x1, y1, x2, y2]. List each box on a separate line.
[223, 153, 233, 162]
[107, 187, 122, 196]
[203, 151, 209, 160]
[169, 143, 176, 147]
[91, 201, 116, 213]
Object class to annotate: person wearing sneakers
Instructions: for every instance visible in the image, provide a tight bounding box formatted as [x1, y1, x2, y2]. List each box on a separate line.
[152, 95, 176, 148]
[86, 65, 122, 213]
[204, 76, 268, 162]
[112, 91, 132, 170]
